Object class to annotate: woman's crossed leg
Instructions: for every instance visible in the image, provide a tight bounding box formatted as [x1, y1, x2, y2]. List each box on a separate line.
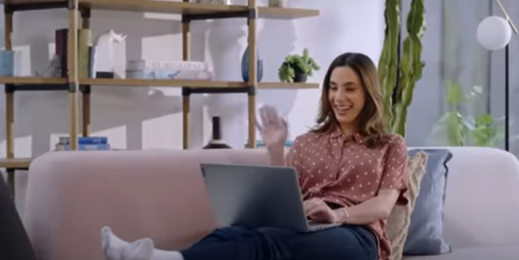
[101, 224, 377, 260]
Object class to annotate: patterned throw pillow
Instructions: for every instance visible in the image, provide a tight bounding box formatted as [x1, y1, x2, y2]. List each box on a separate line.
[386, 151, 428, 260]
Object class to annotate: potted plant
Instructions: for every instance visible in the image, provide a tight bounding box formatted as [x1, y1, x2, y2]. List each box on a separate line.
[278, 48, 320, 83]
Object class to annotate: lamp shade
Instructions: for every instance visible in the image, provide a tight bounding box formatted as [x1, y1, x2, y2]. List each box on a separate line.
[477, 16, 512, 51]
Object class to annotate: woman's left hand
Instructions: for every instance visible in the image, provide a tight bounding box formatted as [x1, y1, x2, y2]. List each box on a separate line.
[303, 198, 341, 224]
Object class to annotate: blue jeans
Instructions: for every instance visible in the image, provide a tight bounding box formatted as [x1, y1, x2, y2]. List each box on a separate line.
[181, 225, 378, 260]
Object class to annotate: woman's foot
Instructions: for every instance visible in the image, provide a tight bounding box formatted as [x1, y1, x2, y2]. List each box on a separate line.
[101, 226, 154, 260]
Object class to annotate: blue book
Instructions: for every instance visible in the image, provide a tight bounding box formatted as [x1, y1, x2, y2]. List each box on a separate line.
[55, 143, 111, 151]
[59, 136, 108, 144]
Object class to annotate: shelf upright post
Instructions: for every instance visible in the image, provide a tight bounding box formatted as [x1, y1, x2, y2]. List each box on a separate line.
[80, 7, 91, 137]
[67, 0, 79, 150]
[181, 0, 191, 149]
[246, 0, 257, 148]
[3, 5, 15, 198]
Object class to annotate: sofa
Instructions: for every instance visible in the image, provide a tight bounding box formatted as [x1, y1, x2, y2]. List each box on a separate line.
[22, 147, 519, 260]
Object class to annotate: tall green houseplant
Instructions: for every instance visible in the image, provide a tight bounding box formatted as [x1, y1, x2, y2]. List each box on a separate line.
[378, 0, 426, 136]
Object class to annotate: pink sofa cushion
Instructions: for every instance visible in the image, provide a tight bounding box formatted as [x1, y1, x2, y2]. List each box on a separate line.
[24, 149, 270, 260]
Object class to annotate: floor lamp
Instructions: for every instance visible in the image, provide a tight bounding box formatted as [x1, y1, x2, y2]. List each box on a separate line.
[476, 0, 517, 151]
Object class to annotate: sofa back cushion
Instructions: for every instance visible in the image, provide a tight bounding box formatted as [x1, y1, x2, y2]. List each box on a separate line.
[24, 149, 270, 260]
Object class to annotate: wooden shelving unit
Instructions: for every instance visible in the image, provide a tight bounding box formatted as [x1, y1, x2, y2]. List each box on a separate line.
[0, 0, 319, 198]
[0, 158, 32, 169]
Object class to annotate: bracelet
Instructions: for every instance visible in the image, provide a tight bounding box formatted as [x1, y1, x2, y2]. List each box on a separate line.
[339, 207, 350, 220]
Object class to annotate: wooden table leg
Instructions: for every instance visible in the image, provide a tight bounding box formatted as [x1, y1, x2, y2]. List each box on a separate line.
[6, 169, 14, 200]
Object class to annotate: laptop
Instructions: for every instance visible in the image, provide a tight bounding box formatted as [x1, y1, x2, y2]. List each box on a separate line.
[200, 163, 341, 233]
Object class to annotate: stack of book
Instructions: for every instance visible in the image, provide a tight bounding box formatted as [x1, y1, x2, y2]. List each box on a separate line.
[55, 28, 93, 78]
[55, 136, 111, 151]
[125, 60, 213, 80]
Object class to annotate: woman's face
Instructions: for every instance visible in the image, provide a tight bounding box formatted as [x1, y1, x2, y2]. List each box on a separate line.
[328, 66, 366, 130]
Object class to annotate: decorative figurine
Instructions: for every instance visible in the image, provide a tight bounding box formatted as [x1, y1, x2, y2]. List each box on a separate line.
[36, 54, 62, 78]
[93, 30, 127, 78]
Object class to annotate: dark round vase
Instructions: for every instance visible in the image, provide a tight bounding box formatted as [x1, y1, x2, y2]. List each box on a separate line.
[293, 67, 307, 83]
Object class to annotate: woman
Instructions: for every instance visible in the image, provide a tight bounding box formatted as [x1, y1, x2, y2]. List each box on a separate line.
[101, 52, 409, 260]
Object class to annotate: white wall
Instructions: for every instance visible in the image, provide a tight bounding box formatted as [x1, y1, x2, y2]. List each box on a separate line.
[0, 0, 386, 209]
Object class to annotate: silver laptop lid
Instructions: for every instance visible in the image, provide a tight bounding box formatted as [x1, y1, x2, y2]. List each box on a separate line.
[200, 163, 308, 229]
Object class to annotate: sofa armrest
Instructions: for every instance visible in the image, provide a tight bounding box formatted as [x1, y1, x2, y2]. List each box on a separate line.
[431, 147, 519, 249]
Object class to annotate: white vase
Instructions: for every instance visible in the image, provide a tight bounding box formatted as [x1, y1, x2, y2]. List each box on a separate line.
[268, 0, 288, 7]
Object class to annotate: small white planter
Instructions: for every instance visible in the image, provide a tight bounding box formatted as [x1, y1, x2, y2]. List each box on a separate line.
[268, 0, 288, 7]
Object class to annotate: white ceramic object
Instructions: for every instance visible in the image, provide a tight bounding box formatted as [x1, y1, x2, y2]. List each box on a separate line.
[93, 30, 127, 74]
[477, 16, 512, 51]
[268, 0, 288, 7]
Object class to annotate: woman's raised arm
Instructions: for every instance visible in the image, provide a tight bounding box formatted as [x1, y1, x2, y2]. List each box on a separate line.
[257, 105, 289, 166]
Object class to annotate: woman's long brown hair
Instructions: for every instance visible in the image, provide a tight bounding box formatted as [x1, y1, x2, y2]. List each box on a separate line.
[311, 52, 389, 147]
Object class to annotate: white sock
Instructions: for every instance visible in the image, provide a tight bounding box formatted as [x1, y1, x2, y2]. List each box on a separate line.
[101, 226, 154, 260]
[151, 249, 184, 260]
[101, 226, 129, 260]
[101, 226, 184, 260]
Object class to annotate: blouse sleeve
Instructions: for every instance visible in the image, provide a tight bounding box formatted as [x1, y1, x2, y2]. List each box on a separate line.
[379, 135, 409, 205]
[285, 135, 305, 174]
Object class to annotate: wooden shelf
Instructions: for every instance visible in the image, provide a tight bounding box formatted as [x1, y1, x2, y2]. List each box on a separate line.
[0, 77, 318, 89]
[80, 0, 244, 15]
[0, 77, 319, 90]
[0, 0, 317, 19]
[80, 78, 319, 89]
[80, 78, 247, 88]
[0, 77, 66, 85]
[1, 0, 319, 20]
[78, 0, 318, 19]
[258, 82, 319, 89]
[257, 6, 319, 19]
[0, 158, 32, 169]
[0, 0, 58, 4]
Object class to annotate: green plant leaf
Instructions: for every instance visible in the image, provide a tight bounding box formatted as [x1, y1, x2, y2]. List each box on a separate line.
[278, 62, 295, 83]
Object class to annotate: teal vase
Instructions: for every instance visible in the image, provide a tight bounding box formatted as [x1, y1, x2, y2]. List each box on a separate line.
[241, 46, 263, 82]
